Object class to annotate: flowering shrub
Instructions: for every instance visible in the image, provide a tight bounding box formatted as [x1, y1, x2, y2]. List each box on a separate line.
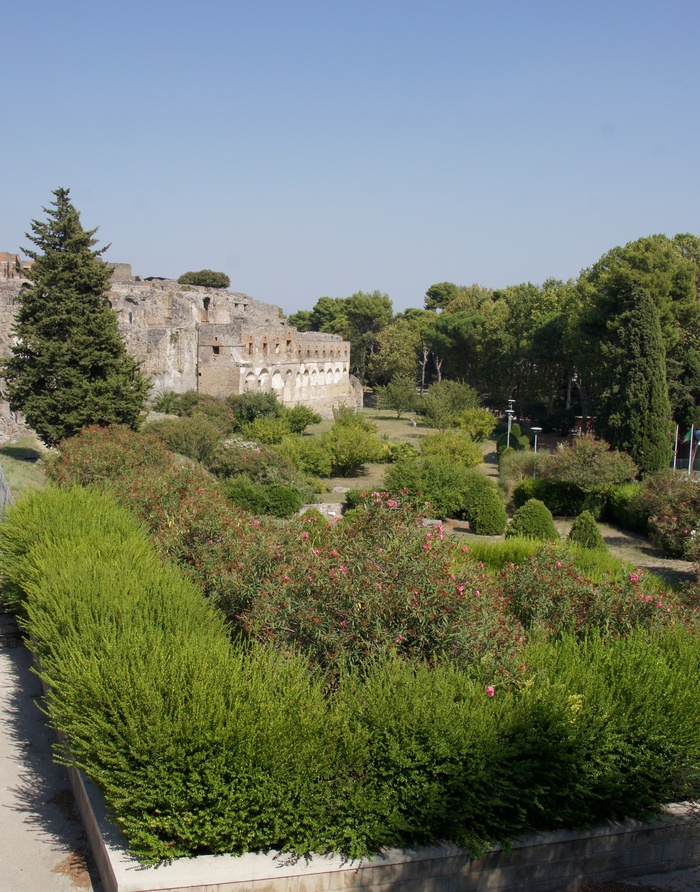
[46, 425, 276, 614]
[502, 547, 676, 639]
[539, 435, 638, 494]
[630, 471, 700, 559]
[240, 493, 522, 679]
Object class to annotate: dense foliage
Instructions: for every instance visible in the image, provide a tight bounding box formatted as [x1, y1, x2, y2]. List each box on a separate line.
[178, 269, 231, 288]
[1, 189, 149, 445]
[2, 486, 700, 867]
[506, 499, 559, 541]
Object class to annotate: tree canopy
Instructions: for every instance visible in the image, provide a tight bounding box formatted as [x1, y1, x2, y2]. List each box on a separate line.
[1, 188, 150, 446]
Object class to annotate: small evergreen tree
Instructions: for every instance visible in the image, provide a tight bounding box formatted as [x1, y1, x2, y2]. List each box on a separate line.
[1, 189, 150, 446]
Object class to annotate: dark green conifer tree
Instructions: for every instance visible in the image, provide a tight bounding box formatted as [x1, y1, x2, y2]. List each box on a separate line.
[595, 274, 673, 475]
[2, 189, 150, 446]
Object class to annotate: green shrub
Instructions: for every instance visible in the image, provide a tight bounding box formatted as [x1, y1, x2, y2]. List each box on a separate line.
[416, 380, 481, 429]
[383, 440, 418, 463]
[322, 422, 386, 476]
[420, 430, 483, 468]
[384, 455, 472, 518]
[457, 408, 497, 442]
[244, 415, 291, 445]
[143, 415, 224, 465]
[222, 475, 269, 514]
[151, 390, 180, 413]
[264, 483, 304, 518]
[506, 499, 559, 541]
[226, 391, 284, 423]
[209, 440, 301, 486]
[539, 435, 638, 494]
[466, 486, 508, 535]
[285, 405, 322, 434]
[513, 478, 597, 517]
[178, 269, 230, 288]
[277, 435, 333, 478]
[605, 482, 647, 532]
[568, 511, 606, 550]
[331, 404, 378, 432]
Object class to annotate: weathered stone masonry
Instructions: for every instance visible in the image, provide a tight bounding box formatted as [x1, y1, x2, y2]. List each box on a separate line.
[0, 263, 363, 420]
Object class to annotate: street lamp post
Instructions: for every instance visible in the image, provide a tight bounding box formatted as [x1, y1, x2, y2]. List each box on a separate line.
[505, 399, 515, 449]
[531, 426, 542, 477]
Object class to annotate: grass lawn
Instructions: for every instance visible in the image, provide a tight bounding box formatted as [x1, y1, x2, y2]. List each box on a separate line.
[0, 436, 48, 501]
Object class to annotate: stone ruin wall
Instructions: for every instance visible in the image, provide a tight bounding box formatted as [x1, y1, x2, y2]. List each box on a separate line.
[0, 266, 363, 423]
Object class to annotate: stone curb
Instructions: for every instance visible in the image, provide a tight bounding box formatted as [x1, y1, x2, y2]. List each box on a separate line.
[67, 765, 700, 892]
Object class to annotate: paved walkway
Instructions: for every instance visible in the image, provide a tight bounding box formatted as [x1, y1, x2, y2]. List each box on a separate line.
[0, 609, 101, 891]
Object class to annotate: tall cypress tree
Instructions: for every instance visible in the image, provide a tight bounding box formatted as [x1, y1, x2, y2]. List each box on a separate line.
[1, 189, 150, 446]
[596, 273, 673, 475]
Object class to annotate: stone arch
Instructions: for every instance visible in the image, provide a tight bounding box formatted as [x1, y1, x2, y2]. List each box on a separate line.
[271, 370, 284, 390]
[302, 369, 310, 387]
[311, 369, 318, 387]
[333, 366, 341, 384]
[258, 369, 271, 391]
[244, 372, 256, 391]
[285, 369, 295, 389]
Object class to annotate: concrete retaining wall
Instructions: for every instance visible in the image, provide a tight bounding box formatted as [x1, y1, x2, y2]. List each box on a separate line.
[67, 765, 700, 892]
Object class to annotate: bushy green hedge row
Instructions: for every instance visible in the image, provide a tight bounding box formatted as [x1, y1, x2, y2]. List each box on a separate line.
[3, 487, 700, 867]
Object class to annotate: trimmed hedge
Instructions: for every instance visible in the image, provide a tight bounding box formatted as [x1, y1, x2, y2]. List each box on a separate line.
[568, 511, 606, 550]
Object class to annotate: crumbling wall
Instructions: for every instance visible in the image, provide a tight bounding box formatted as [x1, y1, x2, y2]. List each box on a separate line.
[0, 271, 363, 419]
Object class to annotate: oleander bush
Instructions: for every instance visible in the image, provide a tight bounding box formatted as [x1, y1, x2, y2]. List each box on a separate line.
[506, 499, 559, 541]
[628, 472, 700, 558]
[240, 492, 521, 679]
[502, 547, 677, 639]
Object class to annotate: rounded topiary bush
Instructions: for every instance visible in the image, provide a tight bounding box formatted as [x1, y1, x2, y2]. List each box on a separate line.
[467, 487, 508, 535]
[506, 498, 559, 541]
[567, 510, 606, 550]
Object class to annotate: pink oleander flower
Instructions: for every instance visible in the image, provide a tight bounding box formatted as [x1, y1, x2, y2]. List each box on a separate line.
[396, 635, 404, 644]
[629, 572, 639, 583]
[486, 685, 495, 697]
[301, 532, 309, 539]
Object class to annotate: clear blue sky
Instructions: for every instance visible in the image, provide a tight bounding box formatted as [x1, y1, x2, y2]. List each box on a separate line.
[3, 1, 698, 315]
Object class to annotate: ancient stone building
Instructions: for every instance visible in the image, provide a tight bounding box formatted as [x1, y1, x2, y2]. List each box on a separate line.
[0, 263, 363, 421]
